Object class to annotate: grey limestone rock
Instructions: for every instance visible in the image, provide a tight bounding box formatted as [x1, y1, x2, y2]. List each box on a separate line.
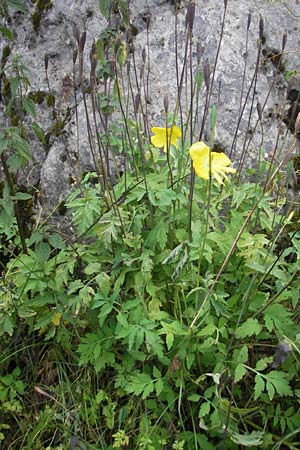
[1, 0, 300, 214]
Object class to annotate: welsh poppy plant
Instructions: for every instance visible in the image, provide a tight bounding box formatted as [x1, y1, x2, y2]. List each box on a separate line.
[151, 125, 182, 152]
[189, 142, 236, 184]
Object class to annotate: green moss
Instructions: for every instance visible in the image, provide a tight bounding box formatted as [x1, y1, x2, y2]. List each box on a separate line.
[284, 213, 300, 234]
[50, 120, 66, 137]
[27, 91, 55, 108]
[1, 45, 11, 62]
[2, 78, 11, 98]
[31, 0, 53, 33]
[293, 155, 300, 174]
[11, 115, 19, 126]
[46, 94, 55, 108]
[28, 90, 47, 105]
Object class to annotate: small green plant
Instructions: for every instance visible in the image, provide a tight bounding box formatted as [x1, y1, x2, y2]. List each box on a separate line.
[0, 367, 25, 442]
[1, 1, 300, 449]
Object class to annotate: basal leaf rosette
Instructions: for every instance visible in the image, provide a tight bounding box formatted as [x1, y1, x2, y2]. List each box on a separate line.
[189, 141, 236, 184]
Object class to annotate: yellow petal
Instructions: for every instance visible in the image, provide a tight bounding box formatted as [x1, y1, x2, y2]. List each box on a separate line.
[151, 127, 165, 134]
[151, 125, 181, 151]
[211, 152, 232, 169]
[189, 142, 235, 183]
[151, 134, 165, 148]
[189, 142, 210, 161]
[170, 125, 182, 139]
[189, 142, 210, 179]
[194, 163, 209, 179]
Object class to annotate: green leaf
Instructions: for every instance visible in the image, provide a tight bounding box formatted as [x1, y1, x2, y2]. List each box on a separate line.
[145, 219, 168, 250]
[266, 371, 292, 398]
[152, 366, 161, 379]
[188, 394, 200, 402]
[231, 189, 247, 209]
[98, 303, 113, 327]
[254, 374, 265, 400]
[0, 315, 15, 336]
[12, 192, 32, 200]
[48, 233, 66, 249]
[234, 344, 248, 363]
[155, 189, 178, 207]
[263, 303, 292, 335]
[35, 241, 51, 264]
[23, 97, 36, 118]
[11, 129, 31, 160]
[126, 372, 154, 398]
[32, 121, 46, 144]
[141, 249, 153, 278]
[232, 346, 248, 382]
[255, 357, 272, 371]
[230, 431, 264, 447]
[144, 329, 163, 357]
[8, 0, 27, 14]
[0, 26, 14, 40]
[266, 381, 275, 400]
[236, 318, 262, 338]
[234, 364, 247, 383]
[166, 332, 174, 350]
[117, 313, 129, 329]
[199, 402, 210, 418]
[118, 0, 129, 26]
[18, 306, 36, 318]
[155, 378, 164, 396]
[98, 0, 110, 19]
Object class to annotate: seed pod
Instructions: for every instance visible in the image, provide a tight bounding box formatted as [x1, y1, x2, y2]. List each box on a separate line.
[186, 1, 195, 32]
[196, 40, 204, 64]
[110, 60, 116, 76]
[134, 93, 140, 115]
[73, 49, 78, 64]
[73, 25, 80, 44]
[257, 101, 262, 122]
[203, 60, 210, 91]
[146, 12, 151, 29]
[89, 42, 97, 76]
[140, 64, 144, 79]
[259, 16, 264, 43]
[126, 59, 130, 76]
[79, 32, 87, 53]
[247, 13, 251, 31]
[163, 94, 168, 113]
[44, 54, 49, 71]
[282, 32, 287, 52]
[90, 41, 96, 62]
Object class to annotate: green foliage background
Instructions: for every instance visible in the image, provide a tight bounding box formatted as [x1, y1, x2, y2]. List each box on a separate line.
[0, 0, 300, 449]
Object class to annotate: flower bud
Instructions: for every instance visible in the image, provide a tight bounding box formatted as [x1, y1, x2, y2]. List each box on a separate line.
[203, 60, 210, 91]
[163, 94, 169, 113]
[259, 16, 264, 44]
[79, 32, 87, 53]
[282, 32, 287, 52]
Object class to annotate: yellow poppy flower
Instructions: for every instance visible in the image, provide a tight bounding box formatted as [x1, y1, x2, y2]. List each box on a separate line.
[189, 142, 236, 184]
[151, 125, 182, 152]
